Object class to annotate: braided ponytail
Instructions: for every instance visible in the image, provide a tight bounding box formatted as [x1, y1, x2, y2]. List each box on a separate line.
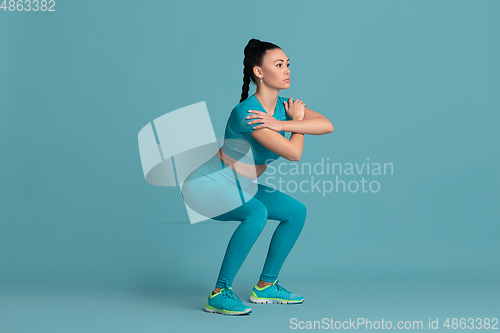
[239, 38, 281, 103]
[240, 67, 251, 103]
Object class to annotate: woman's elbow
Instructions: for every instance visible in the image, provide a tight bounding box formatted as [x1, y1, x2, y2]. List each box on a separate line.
[290, 150, 303, 161]
[283, 152, 300, 161]
[326, 121, 334, 133]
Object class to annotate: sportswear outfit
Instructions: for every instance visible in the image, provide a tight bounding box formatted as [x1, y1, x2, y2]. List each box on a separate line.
[181, 94, 306, 314]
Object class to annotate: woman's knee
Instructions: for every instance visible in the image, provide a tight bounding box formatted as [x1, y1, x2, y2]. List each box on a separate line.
[289, 198, 306, 216]
[245, 198, 269, 232]
[291, 200, 307, 226]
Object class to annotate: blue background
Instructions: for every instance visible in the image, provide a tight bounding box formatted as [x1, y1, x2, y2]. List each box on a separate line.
[1, 0, 498, 332]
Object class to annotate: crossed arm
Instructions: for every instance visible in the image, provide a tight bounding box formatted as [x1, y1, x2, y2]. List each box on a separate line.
[282, 107, 334, 135]
[249, 107, 334, 161]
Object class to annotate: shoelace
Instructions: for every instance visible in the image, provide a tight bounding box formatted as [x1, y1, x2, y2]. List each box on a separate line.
[274, 279, 292, 296]
[221, 282, 243, 304]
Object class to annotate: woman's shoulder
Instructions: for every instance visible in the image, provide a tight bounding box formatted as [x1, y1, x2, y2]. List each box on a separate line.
[232, 95, 257, 116]
[228, 95, 260, 134]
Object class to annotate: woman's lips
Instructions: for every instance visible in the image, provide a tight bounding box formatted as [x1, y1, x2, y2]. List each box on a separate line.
[284, 78, 290, 82]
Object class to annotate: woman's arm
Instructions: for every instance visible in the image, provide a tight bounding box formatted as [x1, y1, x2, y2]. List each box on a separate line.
[251, 126, 304, 161]
[281, 107, 334, 135]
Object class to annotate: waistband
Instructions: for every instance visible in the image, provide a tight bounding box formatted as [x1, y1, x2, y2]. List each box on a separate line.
[185, 154, 256, 190]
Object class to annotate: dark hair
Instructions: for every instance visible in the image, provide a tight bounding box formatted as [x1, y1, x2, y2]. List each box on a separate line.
[240, 38, 281, 103]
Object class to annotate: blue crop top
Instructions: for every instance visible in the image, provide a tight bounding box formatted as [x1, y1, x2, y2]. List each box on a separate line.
[221, 93, 292, 165]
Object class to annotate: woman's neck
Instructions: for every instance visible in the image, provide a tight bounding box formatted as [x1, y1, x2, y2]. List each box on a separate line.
[254, 91, 278, 115]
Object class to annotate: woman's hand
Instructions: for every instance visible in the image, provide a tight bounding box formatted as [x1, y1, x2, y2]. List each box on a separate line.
[246, 110, 284, 131]
[284, 97, 306, 120]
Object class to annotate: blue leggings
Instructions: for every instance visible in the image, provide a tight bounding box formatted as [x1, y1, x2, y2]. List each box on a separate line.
[181, 154, 307, 289]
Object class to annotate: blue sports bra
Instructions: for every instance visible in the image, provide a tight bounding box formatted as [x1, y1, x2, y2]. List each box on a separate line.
[220, 93, 292, 165]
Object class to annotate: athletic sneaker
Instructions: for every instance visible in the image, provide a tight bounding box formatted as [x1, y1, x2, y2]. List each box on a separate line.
[250, 279, 304, 304]
[204, 282, 252, 315]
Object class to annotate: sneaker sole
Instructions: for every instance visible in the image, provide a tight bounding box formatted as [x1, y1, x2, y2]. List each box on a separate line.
[249, 295, 304, 304]
[204, 304, 252, 315]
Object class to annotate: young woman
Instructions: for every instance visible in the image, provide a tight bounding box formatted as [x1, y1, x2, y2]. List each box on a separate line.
[181, 38, 334, 316]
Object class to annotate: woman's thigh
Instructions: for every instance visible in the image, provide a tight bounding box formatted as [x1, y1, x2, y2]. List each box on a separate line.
[182, 178, 245, 220]
[241, 182, 307, 222]
[181, 154, 247, 219]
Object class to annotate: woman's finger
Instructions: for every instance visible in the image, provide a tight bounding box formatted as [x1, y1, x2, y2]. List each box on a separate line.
[246, 113, 265, 120]
[246, 110, 263, 118]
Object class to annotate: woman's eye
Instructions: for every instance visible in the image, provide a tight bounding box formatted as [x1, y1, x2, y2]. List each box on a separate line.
[277, 63, 290, 67]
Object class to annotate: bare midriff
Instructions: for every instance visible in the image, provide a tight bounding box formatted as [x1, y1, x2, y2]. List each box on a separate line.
[216, 147, 267, 180]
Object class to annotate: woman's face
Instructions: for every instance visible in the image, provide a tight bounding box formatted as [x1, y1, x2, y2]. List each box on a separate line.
[254, 48, 291, 89]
